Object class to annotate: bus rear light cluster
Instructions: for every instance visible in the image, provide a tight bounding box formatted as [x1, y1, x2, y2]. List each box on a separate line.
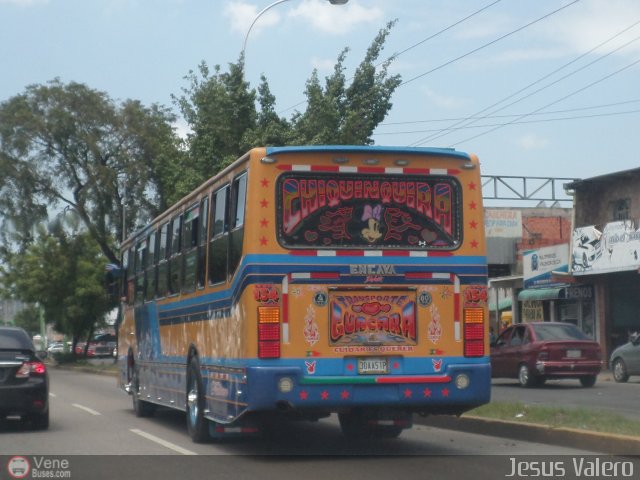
[258, 306, 281, 359]
[463, 308, 485, 357]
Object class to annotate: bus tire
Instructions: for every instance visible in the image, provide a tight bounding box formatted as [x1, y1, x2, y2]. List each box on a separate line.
[132, 365, 156, 417]
[186, 357, 210, 443]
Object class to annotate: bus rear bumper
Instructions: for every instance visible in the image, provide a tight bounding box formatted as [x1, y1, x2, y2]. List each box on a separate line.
[246, 363, 491, 413]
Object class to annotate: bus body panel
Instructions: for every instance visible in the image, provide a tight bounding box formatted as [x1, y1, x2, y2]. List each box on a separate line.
[117, 146, 490, 433]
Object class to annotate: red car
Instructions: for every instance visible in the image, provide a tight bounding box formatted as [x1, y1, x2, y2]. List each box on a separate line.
[491, 322, 602, 387]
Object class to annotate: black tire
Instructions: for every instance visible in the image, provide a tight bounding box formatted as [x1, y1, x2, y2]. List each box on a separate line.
[29, 409, 49, 430]
[518, 363, 538, 388]
[186, 357, 210, 443]
[132, 366, 156, 417]
[612, 358, 629, 383]
[580, 375, 597, 388]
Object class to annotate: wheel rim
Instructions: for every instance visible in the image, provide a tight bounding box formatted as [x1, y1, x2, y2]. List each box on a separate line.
[187, 381, 199, 426]
[614, 360, 625, 380]
[519, 365, 529, 385]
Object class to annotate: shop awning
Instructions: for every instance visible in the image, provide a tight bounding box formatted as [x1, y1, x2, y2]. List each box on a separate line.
[517, 287, 565, 302]
[489, 298, 513, 311]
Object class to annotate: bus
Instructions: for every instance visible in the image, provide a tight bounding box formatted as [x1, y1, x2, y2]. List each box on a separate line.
[116, 145, 491, 441]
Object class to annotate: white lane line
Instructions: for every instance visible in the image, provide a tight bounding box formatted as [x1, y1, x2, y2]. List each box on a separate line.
[72, 403, 102, 416]
[130, 429, 198, 455]
[49, 393, 57, 398]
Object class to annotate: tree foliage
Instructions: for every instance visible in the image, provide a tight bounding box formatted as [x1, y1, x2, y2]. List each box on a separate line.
[1, 224, 115, 350]
[0, 79, 185, 263]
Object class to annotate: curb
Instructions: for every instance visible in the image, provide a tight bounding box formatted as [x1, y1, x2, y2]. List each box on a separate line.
[416, 415, 640, 455]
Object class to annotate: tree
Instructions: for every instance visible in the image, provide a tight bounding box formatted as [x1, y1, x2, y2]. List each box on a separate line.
[175, 21, 401, 188]
[1, 224, 116, 354]
[0, 79, 185, 264]
[12, 304, 41, 337]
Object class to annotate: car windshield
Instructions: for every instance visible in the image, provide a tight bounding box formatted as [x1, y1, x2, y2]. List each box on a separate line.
[0, 329, 34, 350]
[532, 323, 589, 341]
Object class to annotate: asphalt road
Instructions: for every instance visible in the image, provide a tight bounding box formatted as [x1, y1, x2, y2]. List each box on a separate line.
[2, 369, 637, 479]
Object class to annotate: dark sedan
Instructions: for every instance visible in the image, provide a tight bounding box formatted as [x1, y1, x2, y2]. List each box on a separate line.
[0, 326, 49, 429]
[491, 322, 602, 388]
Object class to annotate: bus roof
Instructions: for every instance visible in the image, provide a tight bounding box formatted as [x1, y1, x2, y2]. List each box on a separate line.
[265, 145, 471, 161]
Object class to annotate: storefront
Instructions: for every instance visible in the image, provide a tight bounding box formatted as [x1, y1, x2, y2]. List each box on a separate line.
[517, 284, 596, 338]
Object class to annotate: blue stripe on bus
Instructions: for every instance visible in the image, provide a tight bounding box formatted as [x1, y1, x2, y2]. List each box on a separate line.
[156, 253, 488, 326]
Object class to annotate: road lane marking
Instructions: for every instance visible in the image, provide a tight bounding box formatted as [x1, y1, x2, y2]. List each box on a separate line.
[130, 429, 198, 455]
[49, 393, 57, 398]
[72, 403, 102, 416]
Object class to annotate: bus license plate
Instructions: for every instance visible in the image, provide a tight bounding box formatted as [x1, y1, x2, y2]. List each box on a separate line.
[566, 349, 582, 358]
[358, 357, 389, 374]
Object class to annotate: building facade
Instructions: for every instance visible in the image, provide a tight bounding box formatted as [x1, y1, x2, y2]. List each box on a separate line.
[566, 168, 640, 361]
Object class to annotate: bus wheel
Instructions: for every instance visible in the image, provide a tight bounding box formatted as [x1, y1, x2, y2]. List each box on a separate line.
[131, 366, 156, 417]
[186, 357, 210, 443]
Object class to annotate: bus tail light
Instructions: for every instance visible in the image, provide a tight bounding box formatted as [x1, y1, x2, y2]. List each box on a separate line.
[463, 308, 485, 357]
[258, 307, 281, 359]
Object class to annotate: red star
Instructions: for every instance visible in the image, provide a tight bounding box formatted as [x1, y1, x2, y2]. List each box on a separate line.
[260, 199, 268, 208]
[469, 220, 478, 229]
[393, 362, 400, 369]
[299, 390, 309, 400]
[470, 239, 479, 249]
[341, 390, 350, 400]
[403, 389, 412, 398]
[469, 201, 477, 210]
[441, 388, 449, 397]
[260, 178, 269, 188]
[423, 388, 432, 398]
[321, 390, 329, 401]
[260, 218, 268, 228]
[346, 364, 354, 371]
[259, 236, 268, 246]
[468, 182, 477, 190]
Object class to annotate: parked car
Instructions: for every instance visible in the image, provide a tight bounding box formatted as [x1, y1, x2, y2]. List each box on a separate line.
[0, 326, 49, 429]
[490, 322, 602, 388]
[47, 342, 65, 354]
[609, 332, 640, 382]
[76, 333, 116, 357]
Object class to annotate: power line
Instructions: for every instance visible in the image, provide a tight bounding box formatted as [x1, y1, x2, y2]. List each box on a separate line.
[400, 0, 580, 87]
[374, 107, 640, 136]
[447, 56, 640, 147]
[411, 18, 640, 145]
[379, 99, 640, 126]
[277, 0, 504, 115]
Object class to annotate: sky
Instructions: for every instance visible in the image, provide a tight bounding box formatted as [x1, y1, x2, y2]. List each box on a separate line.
[2, 0, 640, 206]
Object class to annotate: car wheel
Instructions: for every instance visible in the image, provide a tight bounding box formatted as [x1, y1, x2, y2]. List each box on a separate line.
[518, 364, 537, 387]
[579, 375, 597, 388]
[132, 366, 156, 417]
[612, 358, 629, 383]
[29, 409, 49, 430]
[186, 357, 210, 443]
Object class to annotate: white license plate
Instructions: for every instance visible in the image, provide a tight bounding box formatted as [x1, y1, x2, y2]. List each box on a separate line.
[566, 349, 582, 358]
[358, 357, 389, 374]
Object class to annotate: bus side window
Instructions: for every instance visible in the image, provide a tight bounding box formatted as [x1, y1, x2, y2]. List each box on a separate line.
[124, 247, 134, 305]
[198, 196, 209, 288]
[157, 222, 169, 298]
[145, 230, 157, 302]
[228, 173, 247, 278]
[209, 185, 229, 285]
[134, 239, 146, 306]
[169, 214, 183, 295]
[182, 203, 199, 294]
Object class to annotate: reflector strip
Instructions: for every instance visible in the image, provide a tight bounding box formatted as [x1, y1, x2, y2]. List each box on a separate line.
[300, 375, 451, 385]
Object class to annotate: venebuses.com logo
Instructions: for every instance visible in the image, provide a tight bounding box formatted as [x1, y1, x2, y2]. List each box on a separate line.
[6, 457, 30, 479]
[6, 456, 71, 479]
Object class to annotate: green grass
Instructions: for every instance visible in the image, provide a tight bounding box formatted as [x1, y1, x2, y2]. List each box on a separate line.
[467, 401, 640, 437]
